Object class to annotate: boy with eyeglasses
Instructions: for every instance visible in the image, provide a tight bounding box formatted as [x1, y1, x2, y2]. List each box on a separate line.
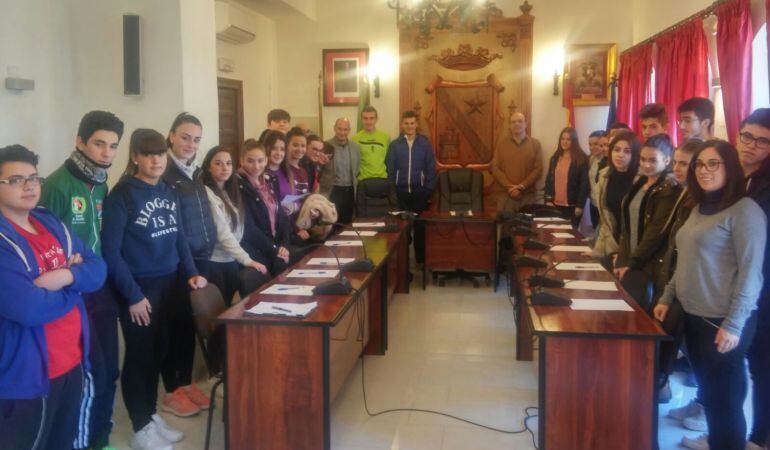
[739, 108, 770, 450]
[0, 144, 106, 450]
[677, 97, 714, 142]
[40, 111, 124, 450]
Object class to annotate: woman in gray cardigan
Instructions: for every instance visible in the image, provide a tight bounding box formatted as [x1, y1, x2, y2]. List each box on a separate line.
[654, 140, 766, 450]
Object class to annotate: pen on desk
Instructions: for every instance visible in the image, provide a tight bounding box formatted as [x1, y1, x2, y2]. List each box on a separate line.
[277, 287, 303, 291]
[272, 305, 293, 313]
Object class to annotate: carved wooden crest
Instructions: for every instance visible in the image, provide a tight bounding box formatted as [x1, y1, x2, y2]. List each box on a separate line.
[428, 44, 502, 71]
[425, 74, 505, 170]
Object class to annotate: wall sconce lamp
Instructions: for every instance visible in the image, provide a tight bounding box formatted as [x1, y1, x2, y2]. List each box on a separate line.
[374, 75, 381, 98]
[553, 70, 559, 96]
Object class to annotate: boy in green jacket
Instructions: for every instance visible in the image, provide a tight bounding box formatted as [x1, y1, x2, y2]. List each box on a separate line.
[39, 110, 124, 450]
[352, 105, 390, 182]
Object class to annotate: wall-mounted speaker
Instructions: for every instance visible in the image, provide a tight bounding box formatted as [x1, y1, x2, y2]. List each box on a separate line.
[123, 14, 142, 96]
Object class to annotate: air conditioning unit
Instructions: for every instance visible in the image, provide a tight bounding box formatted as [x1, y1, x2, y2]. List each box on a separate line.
[215, 1, 256, 45]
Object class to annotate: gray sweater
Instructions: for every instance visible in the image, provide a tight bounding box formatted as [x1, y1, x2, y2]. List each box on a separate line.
[659, 197, 767, 335]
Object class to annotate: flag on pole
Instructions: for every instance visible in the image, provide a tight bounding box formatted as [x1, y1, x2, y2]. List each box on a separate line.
[606, 74, 618, 129]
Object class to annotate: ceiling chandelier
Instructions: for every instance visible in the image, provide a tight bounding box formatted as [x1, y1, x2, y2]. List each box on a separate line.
[387, 0, 498, 38]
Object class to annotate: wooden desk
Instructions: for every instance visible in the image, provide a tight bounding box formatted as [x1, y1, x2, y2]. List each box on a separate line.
[418, 210, 497, 289]
[512, 222, 667, 450]
[217, 219, 409, 450]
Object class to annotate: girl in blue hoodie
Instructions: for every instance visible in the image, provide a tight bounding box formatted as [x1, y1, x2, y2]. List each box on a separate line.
[101, 129, 207, 450]
[0, 145, 106, 450]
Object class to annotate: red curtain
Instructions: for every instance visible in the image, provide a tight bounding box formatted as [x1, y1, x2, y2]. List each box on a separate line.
[655, 19, 710, 145]
[716, 0, 753, 144]
[617, 44, 653, 136]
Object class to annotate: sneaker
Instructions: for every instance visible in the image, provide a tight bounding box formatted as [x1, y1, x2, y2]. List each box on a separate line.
[746, 441, 765, 450]
[658, 380, 672, 404]
[152, 413, 184, 443]
[183, 384, 211, 410]
[683, 406, 708, 431]
[130, 421, 173, 450]
[161, 388, 200, 417]
[669, 399, 703, 421]
[681, 433, 709, 450]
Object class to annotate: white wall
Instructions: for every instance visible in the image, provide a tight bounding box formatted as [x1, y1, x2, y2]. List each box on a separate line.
[0, 0, 79, 176]
[215, 1, 279, 140]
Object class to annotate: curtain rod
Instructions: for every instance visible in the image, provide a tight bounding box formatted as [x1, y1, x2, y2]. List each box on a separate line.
[620, 0, 731, 56]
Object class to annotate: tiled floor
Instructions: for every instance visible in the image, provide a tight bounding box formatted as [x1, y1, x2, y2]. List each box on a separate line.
[108, 271, 754, 449]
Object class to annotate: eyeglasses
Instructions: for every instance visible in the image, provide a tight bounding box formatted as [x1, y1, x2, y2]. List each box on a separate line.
[739, 131, 770, 150]
[692, 159, 723, 172]
[0, 175, 44, 187]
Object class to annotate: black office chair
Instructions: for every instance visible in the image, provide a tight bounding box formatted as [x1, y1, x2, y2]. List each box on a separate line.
[433, 168, 488, 288]
[189, 285, 228, 450]
[356, 177, 398, 217]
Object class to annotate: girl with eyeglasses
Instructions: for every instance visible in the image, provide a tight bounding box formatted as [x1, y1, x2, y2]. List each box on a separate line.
[654, 140, 766, 450]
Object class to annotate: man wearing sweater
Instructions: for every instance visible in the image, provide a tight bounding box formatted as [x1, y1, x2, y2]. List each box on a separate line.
[0, 145, 106, 450]
[490, 111, 543, 216]
[738, 108, 770, 450]
[323, 118, 360, 224]
[39, 110, 124, 450]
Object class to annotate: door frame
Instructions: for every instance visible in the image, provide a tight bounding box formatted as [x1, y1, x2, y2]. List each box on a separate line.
[217, 77, 245, 149]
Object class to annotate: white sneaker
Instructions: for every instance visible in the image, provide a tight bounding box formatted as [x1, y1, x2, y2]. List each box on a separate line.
[683, 406, 708, 431]
[152, 413, 185, 443]
[746, 441, 765, 450]
[669, 399, 703, 421]
[681, 433, 709, 450]
[130, 421, 174, 450]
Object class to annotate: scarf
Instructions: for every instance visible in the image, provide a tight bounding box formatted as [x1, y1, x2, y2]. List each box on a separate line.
[65, 149, 110, 185]
[699, 188, 725, 215]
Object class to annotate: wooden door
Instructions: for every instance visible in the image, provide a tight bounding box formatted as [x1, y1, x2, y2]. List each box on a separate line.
[217, 77, 244, 151]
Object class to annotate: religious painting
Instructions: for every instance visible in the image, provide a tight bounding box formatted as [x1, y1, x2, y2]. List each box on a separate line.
[323, 48, 368, 106]
[565, 43, 617, 106]
[426, 75, 505, 170]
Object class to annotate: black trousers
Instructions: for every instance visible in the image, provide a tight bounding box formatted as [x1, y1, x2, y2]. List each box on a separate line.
[79, 285, 120, 449]
[397, 189, 431, 264]
[553, 205, 581, 228]
[0, 364, 83, 450]
[685, 311, 757, 450]
[119, 273, 188, 432]
[749, 306, 770, 446]
[330, 186, 355, 224]
[589, 204, 600, 229]
[207, 260, 241, 307]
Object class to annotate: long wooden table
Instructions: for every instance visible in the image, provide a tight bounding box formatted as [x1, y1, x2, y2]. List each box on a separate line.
[217, 219, 410, 450]
[512, 219, 667, 450]
[418, 210, 497, 289]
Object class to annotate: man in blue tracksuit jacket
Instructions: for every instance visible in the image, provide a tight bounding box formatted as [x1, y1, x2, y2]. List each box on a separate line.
[386, 110, 437, 264]
[0, 145, 106, 450]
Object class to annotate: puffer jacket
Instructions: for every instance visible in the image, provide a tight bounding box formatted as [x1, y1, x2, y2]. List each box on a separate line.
[655, 188, 694, 297]
[591, 166, 638, 257]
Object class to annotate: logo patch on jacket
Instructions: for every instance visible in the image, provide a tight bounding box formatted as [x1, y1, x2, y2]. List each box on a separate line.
[72, 196, 87, 214]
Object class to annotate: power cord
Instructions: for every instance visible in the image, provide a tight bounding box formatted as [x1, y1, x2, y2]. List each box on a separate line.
[350, 285, 540, 447]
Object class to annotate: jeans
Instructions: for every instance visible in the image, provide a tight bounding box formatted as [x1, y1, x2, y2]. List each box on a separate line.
[748, 306, 770, 446]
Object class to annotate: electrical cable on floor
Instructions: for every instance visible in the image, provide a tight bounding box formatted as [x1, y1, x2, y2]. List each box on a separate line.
[351, 281, 540, 448]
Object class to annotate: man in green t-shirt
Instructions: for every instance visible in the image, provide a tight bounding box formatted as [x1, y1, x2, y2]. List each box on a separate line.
[39, 110, 124, 450]
[352, 105, 390, 181]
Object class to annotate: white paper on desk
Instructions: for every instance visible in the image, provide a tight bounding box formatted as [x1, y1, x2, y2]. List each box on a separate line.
[247, 301, 318, 317]
[563, 280, 619, 291]
[556, 262, 605, 271]
[306, 257, 355, 266]
[340, 230, 377, 237]
[325, 240, 364, 247]
[570, 299, 633, 311]
[259, 284, 315, 296]
[534, 217, 568, 222]
[550, 245, 592, 252]
[538, 224, 572, 230]
[286, 269, 340, 278]
[551, 232, 574, 238]
[352, 222, 385, 227]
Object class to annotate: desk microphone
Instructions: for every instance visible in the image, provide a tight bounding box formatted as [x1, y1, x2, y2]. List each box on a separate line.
[522, 238, 551, 251]
[514, 254, 548, 268]
[512, 225, 534, 237]
[302, 243, 353, 295]
[530, 288, 572, 306]
[318, 221, 375, 272]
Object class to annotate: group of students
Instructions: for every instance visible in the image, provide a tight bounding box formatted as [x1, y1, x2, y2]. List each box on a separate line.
[0, 105, 438, 450]
[571, 99, 770, 450]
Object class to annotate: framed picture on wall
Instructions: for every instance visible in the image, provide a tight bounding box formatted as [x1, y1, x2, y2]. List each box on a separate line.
[323, 48, 368, 106]
[566, 43, 617, 106]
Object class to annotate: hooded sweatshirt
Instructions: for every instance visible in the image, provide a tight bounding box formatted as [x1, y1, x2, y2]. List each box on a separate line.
[101, 176, 197, 304]
[0, 208, 105, 399]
